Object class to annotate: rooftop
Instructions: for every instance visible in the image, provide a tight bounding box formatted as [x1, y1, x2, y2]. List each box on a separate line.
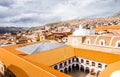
[1, 41, 120, 77]
[16, 42, 66, 54]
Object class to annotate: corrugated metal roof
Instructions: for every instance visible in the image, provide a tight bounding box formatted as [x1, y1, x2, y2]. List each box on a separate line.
[16, 42, 66, 54]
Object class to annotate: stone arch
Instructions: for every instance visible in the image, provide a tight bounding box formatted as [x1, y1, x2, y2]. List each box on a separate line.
[86, 60, 89, 65]
[68, 66, 72, 72]
[72, 64, 76, 71]
[85, 67, 90, 73]
[72, 58, 75, 62]
[64, 68, 68, 74]
[54, 65, 58, 70]
[60, 70, 63, 72]
[105, 65, 107, 67]
[81, 59, 84, 63]
[76, 58, 79, 62]
[92, 62, 95, 66]
[59, 63, 63, 68]
[75, 64, 79, 70]
[68, 59, 71, 64]
[64, 61, 67, 66]
[80, 65, 84, 72]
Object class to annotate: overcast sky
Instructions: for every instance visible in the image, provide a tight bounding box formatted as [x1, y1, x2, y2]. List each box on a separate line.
[0, 0, 120, 27]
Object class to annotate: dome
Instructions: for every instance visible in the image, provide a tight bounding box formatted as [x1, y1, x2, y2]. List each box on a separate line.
[73, 25, 95, 36]
[110, 70, 120, 77]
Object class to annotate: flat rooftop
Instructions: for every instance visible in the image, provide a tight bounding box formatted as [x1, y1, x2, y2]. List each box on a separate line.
[16, 42, 66, 54]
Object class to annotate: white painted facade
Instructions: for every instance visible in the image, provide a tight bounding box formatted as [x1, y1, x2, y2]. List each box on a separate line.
[51, 57, 107, 77]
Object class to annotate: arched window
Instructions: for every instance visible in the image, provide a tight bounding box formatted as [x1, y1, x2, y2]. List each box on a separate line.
[98, 63, 102, 68]
[85, 67, 90, 73]
[64, 61, 67, 66]
[54, 65, 58, 69]
[86, 38, 91, 44]
[99, 39, 105, 46]
[86, 60, 89, 65]
[72, 58, 76, 62]
[92, 62, 95, 66]
[105, 65, 107, 67]
[81, 59, 84, 63]
[68, 60, 71, 64]
[59, 63, 63, 68]
[76, 58, 79, 62]
[115, 41, 120, 48]
[72, 38, 78, 46]
[40, 36, 44, 40]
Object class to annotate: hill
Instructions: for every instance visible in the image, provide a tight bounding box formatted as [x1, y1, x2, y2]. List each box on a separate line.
[113, 11, 120, 17]
[0, 27, 28, 34]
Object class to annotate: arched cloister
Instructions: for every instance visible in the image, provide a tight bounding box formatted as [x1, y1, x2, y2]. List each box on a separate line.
[59, 63, 63, 68]
[92, 62, 95, 66]
[72, 64, 76, 71]
[85, 67, 90, 73]
[76, 58, 79, 62]
[86, 60, 89, 65]
[75, 64, 79, 70]
[80, 65, 84, 72]
[64, 61, 67, 66]
[52, 57, 106, 77]
[54, 65, 58, 70]
[60, 70, 63, 72]
[64, 68, 68, 74]
[81, 59, 84, 63]
[68, 59, 71, 64]
[68, 66, 72, 72]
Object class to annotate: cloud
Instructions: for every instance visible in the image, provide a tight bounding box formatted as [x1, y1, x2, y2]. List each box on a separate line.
[0, 0, 15, 7]
[0, 0, 120, 27]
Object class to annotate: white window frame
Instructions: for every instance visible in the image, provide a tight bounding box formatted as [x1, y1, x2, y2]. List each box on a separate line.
[99, 39, 105, 46]
[86, 38, 91, 45]
[115, 40, 120, 48]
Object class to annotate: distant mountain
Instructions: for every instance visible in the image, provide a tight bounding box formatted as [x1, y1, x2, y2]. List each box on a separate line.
[29, 11, 120, 31]
[113, 11, 120, 16]
[0, 27, 28, 34]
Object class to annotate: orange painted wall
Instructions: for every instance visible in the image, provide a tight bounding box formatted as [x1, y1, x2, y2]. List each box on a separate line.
[99, 61, 120, 77]
[95, 25, 120, 32]
[0, 48, 62, 77]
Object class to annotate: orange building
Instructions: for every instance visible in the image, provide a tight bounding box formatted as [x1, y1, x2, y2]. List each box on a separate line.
[94, 25, 120, 33]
